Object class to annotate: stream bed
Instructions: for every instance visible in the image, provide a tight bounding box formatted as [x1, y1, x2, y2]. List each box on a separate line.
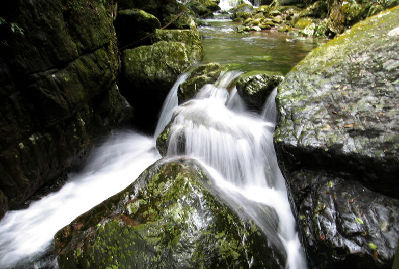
[0, 12, 319, 269]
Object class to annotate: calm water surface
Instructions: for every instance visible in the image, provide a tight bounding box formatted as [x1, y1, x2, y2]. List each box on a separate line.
[199, 16, 323, 73]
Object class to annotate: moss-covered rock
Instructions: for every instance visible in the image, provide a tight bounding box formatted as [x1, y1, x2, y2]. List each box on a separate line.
[115, 9, 161, 48]
[119, 0, 194, 28]
[236, 71, 283, 111]
[151, 29, 202, 58]
[178, 63, 225, 104]
[294, 17, 314, 29]
[186, 0, 221, 18]
[120, 40, 202, 132]
[56, 159, 286, 268]
[0, 0, 132, 217]
[274, 6, 399, 268]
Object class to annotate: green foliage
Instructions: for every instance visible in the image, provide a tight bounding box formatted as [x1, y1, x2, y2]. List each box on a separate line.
[10, 23, 24, 36]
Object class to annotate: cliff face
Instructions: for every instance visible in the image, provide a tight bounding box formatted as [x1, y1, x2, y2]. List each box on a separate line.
[0, 0, 133, 218]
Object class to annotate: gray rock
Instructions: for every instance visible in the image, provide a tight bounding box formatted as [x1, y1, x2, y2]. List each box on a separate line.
[274, 6, 399, 268]
[236, 71, 283, 112]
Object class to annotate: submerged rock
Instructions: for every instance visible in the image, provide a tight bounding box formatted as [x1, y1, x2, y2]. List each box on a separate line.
[56, 159, 286, 268]
[275, 6, 399, 268]
[236, 71, 283, 112]
[178, 63, 225, 104]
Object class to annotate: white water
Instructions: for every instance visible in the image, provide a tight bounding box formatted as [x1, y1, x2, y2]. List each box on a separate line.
[0, 69, 306, 268]
[162, 71, 307, 269]
[219, 0, 253, 11]
[0, 131, 159, 268]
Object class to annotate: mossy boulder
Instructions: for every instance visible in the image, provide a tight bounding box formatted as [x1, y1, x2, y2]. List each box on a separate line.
[178, 63, 225, 104]
[0, 0, 132, 217]
[120, 40, 202, 132]
[186, 0, 221, 18]
[294, 17, 314, 29]
[56, 159, 286, 268]
[236, 71, 283, 111]
[274, 6, 399, 268]
[151, 29, 202, 56]
[115, 9, 161, 48]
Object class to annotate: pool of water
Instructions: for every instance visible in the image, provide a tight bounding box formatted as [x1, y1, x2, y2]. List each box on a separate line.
[199, 16, 322, 74]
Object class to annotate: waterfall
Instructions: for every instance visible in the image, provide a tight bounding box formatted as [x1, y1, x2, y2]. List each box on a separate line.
[0, 131, 159, 268]
[160, 71, 307, 269]
[218, 0, 253, 11]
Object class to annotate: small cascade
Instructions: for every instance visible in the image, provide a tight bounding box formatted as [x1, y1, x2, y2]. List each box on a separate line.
[218, 0, 253, 11]
[160, 71, 307, 268]
[0, 131, 159, 268]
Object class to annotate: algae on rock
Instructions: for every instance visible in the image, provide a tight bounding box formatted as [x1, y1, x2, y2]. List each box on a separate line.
[56, 159, 286, 268]
[274, 6, 399, 268]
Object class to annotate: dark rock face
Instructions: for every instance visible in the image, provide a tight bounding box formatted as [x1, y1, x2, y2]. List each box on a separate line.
[178, 63, 225, 104]
[114, 9, 161, 48]
[186, 0, 221, 18]
[56, 159, 286, 269]
[274, 7, 399, 268]
[286, 169, 399, 268]
[236, 71, 283, 112]
[0, 0, 132, 218]
[120, 30, 202, 132]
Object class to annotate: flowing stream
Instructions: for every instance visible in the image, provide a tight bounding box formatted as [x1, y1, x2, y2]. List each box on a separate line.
[0, 6, 318, 269]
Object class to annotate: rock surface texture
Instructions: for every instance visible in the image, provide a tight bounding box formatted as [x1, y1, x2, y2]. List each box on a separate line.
[275, 7, 399, 268]
[0, 0, 132, 218]
[236, 71, 284, 111]
[56, 159, 286, 268]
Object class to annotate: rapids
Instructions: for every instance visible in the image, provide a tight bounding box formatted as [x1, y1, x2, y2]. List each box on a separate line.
[0, 3, 318, 268]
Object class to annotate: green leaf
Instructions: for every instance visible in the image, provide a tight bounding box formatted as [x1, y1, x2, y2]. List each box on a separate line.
[329, 180, 333, 188]
[355, 217, 364, 225]
[0, 17, 6, 25]
[368, 242, 378, 250]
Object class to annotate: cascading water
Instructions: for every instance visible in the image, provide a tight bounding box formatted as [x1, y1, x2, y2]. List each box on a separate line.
[160, 71, 307, 269]
[218, 0, 253, 11]
[0, 131, 160, 268]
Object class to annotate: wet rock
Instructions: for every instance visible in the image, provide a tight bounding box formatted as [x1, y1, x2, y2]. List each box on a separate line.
[186, 0, 221, 18]
[275, 6, 399, 268]
[151, 29, 202, 56]
[115, 9, 161, 48]
[299, 1, 328, 18]
[56, 159, 286, 269]
[231, 3, 254, 19]
[120, 35, 202, 132]
[294, 17, 314, 29]
[286, 169, 399, 268]
[178, 63, 225, 104]
[0, 0, 132, 217]
[236, 71, 283, 112]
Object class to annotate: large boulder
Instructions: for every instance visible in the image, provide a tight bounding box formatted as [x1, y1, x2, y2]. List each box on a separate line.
[119, 0, 195, 29]
[55, 159, 286, 268]
[236, 71, 283, 112]
[178, 63, 225, 104]
[274, 6, 399, 268]
[120, 32, 202, 132]
[186, 0, 221, 18]
[114, 9, 161, 48]
[0, 0, 132, 218]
